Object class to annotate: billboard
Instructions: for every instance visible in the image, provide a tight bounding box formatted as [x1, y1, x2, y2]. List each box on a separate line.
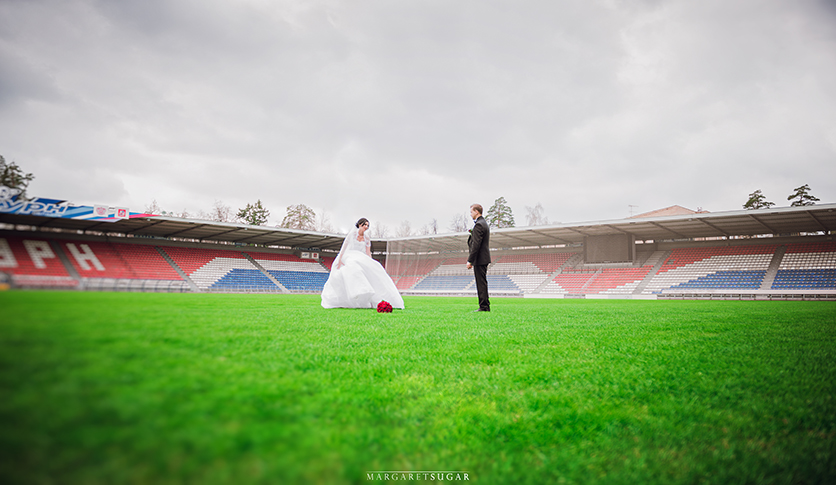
[584, 234, 635, 264]
[0, 185, 140, 222]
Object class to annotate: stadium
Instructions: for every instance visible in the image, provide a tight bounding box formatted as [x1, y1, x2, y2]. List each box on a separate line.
[1, 195, 835, 484]
[1, 200, 835, 299]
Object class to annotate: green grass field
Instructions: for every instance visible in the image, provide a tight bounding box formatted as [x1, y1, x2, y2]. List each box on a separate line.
[0, 292, 834, 484]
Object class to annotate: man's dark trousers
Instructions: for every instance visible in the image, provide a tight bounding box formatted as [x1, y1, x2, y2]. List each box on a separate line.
[473, 264, 490, 311]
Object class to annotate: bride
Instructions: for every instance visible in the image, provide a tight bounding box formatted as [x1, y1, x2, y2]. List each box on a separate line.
[321, 218, 405, 309]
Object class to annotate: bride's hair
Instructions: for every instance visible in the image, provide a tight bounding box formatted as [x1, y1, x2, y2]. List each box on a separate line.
[355, 218, 369, 228]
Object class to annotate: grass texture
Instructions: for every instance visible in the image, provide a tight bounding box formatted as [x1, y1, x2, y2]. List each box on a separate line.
[0, 292, 834, 484]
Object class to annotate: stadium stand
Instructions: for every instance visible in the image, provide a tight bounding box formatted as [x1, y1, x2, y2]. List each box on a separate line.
[246, 251, 330, 292]
[412, 275, 475, 292]
[541, 269, 598, 295]
[772, 242, 836, 290]
[586, 266, 654, 295]
[159, 247, 332, 293]
[489, 252, 578, 294]
[640, 245, 778, 294]
[321, 256, 336, 271]
[3, 218, 835, 299]
[490, 252, 574, 274]
[390, 252, 580, 293]
[62, 241, 182, 280]
[431, 263, 471, 276]
[0, 236, 77, 288]
[63, 240, 190, 292]
[389, 257, 445, 278]
[507, 274, 551, 292]
[384, 256, 448, 291]
[387, 241, 836, 299]
[486, 274, 521, 293]
[393, 275, 423, 290]
[210, 268, 277, 291]
[162, 247, 259, 291]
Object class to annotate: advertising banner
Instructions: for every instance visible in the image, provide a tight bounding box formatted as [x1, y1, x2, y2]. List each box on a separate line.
[0, 185, 141, 222]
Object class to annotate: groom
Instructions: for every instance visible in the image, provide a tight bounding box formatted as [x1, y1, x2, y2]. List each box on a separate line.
[466, 204, 491, 312]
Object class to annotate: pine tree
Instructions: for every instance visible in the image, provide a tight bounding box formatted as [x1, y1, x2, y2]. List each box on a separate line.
[787, 184, 819, 207]
[486, 196, 515, 228]
[237, 199, 270, 226]
[743, 190, 775, 210]
[0, 155, 35, 200]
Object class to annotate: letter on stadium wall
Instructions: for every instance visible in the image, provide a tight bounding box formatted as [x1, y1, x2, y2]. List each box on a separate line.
[23, 240, 56, 269]
[66, 243, 105, 271]
[0, 239, 18, 268]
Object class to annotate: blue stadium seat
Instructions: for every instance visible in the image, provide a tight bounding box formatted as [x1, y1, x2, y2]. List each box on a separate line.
[210, 269, 279, 291]
[772, 269, 836, 289]
[413, 275, 475, 291]
[268, 270, 330, 291]
[669, 271, 766, 290]
[486, 275, 521, 292]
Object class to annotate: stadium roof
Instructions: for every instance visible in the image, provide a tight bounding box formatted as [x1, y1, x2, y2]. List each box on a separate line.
[2, 203, 835, 254]
[0, 213, 352, 252]
[384, 203, 836, 254]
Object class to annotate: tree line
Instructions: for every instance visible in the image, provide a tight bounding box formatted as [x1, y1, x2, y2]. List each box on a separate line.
[146, 183, 824, 236]
[744, 185, 820, 210]
[394, 197, 546, 236]
[144, 196, 548, 236]
[145, 199, 337, 232]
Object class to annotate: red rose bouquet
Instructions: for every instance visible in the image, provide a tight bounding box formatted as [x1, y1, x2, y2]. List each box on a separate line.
[377, 300, 393, 313]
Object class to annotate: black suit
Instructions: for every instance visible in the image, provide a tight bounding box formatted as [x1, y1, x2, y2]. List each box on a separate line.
[467, 216, 491, 311]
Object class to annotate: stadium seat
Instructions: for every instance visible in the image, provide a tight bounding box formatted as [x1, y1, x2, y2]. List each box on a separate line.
[247, 251, 331, 292]
[641, 245, 777, 294]
[162, 247, 267, 291]
[0, 236, 77, 288]
[772, 242, 836, 289]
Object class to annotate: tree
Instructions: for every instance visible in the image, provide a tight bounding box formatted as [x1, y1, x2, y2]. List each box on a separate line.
[316, 209, 335, 233]
[743, 190, 774, 210]
[210, 200, 233, 222]
[280, 204, 316, 230]
[145, 199, 162, 215]
[396, 220, 412, 237]
[449, 213, 469, 232]
[787, 184, 819, 207]
[486, 196, 515, 228]
[369, 223, 389, 238]
[418, 218, 438, 235]
[525, 202, 549, 226]
[0, 155, 35, 200]
[237, 199, 270, 226]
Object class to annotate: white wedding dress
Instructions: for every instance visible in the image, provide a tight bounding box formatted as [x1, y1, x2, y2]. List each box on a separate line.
[321, 228, 405, 309]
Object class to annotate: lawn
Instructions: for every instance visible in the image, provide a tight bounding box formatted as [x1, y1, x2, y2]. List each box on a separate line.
[0, 292, 834, 484]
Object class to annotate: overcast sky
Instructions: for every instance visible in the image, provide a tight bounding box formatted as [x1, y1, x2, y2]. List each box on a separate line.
[1, 0, 835, 235]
